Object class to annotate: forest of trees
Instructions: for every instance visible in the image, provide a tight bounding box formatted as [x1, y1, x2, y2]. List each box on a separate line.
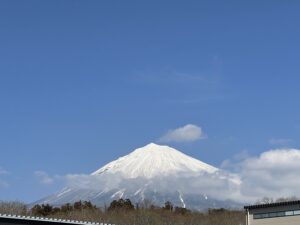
[0, 199, 245, 225]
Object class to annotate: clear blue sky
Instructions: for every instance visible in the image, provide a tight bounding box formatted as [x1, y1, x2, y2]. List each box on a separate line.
[0, 0, 300, 202]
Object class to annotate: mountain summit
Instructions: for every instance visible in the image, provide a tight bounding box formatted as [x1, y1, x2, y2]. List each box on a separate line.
[35, 143, 240, 210]
[92, 143, 218, 178]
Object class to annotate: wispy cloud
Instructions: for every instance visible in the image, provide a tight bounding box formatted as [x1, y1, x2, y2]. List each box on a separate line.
[221, 150, 250, 170]
[0, 167, 9, 188]
[0, 180, 9, 188]
[131, 65, 224, 104]
[34, 171, 55, 185]
[0, 167, 9, 175]
[269, 138, 292, 146]
[159, 124, 206, 143]
[133, 68, 213, 85]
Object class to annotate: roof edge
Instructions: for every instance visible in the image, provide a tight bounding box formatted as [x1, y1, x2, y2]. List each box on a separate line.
[244, 200, 300, 210]
[0, 214, 108, 225]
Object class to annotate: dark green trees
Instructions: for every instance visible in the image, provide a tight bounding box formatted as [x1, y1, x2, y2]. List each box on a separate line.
[107, 199, 134, 211]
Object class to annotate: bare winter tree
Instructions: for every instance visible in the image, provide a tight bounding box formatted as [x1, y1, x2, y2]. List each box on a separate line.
[0, 199, 246, 225]
[0, 201, 27, 215]
[256, 196, 300, 205]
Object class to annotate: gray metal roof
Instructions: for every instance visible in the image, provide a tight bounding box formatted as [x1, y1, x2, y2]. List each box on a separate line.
[244, 200, 300, 210]
[0, 214, 112, 225]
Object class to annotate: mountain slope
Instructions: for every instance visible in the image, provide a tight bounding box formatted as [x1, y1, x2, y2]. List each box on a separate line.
[35, 143, 241, 210]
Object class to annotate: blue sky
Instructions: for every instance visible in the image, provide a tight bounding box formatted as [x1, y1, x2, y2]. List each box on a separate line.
[1, 0, 300, 202]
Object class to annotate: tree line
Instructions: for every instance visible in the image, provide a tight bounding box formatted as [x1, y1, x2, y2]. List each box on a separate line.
[30, 199, 191, 217]
[0, 199, 245, 225]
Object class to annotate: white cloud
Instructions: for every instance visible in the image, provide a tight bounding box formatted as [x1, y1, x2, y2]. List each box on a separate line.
[0, 167, 9, 188]
[35, 171, 55, 185]
[0, 167, 9, 175]
[234, 148, 300, 202]
[220, 150, 249, 170]
[0, 180, 8, 188]
[58, 171, 243, 203]
[269, 138, 292, 145]
[159, 124, 206, 143]
[35, 148, 300, 205]
[213, 148, 300, 203]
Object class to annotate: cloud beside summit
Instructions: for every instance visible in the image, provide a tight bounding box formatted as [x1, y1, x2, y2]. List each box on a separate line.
[159, 124, 206, 143]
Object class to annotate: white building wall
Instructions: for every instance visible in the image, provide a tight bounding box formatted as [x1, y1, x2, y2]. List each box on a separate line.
[247, 204, 300, 225]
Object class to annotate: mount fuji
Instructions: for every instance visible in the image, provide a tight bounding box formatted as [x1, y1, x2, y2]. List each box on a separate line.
[35, 143, 242, 210]
[92, 143, 218, 178]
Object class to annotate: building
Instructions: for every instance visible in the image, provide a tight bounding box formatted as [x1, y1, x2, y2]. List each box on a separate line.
[244, 200, 300, 225]
[0, 214, 113, 225]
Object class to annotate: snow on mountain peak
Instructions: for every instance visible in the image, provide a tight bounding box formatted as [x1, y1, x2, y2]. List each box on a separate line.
[92, 143, 218, 178]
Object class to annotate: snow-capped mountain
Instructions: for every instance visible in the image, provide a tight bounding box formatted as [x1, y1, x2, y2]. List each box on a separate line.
[92, 143, 218, 178]
[35, 143, 241, 210]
